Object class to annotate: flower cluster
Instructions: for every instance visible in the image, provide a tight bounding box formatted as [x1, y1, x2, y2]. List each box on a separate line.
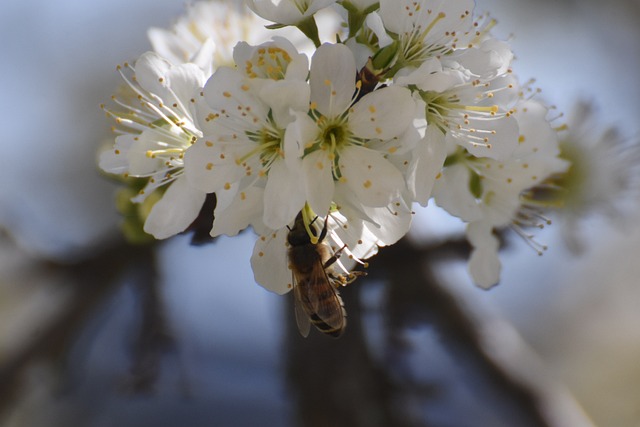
[100, 0, 572, 290]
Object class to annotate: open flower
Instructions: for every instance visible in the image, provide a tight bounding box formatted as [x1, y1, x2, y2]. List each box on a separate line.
[522, 100, 640, 252]
[99, 52, 208, 239]
[433, 99, 568, 287]
[287, 43, 416, 217]
[184, 39, 310, 232]
[377, 0, 476, 69]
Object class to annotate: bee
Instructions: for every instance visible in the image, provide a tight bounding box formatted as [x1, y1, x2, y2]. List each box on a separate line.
[287, 212, 363, 338]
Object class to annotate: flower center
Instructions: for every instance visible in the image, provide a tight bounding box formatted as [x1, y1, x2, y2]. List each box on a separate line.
[303, 113, 360, 180]
[321, 123, 349, 151]
[245, 46, 293, 80]
[241, 120, 285, 176]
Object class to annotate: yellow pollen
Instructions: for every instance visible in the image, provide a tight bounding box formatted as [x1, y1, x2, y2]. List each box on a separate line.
[240, 192, 246, 201]
[368, 105, 376, 113]
[363, 180, 372, 189]
[206, 163, 213, 170]
[205, 140, 213, 147]
[375, 127, 382, 134]
[316, 161, 324, 170]
[258, 251, 264, 257]
[241, 85, 250, 91]
[223, 91, 231, 98]
[224, 182, 231, 190]
[324, 79, 331, 86]
[518, 135, 526, 143]
[435, 172, 442, 180]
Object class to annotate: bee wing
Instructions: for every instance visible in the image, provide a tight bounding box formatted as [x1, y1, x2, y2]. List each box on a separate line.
[304, 262, 346, 335]
[292, 274, 311, 338]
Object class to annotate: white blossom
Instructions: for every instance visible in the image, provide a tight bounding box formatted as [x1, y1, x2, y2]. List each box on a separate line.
[433, 99, 568, 287]
[99, 52, 208, 239]
[184, 39, 310, 232]
[522, 100, 640, 252]
[287, 43, 416, 217]
[377, 0, 476, 68]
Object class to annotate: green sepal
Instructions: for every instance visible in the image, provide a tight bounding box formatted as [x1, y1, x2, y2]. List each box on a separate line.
[371, 40, 399, 71]
[468, 169, 484, 200]
[295, 16, 321, 47]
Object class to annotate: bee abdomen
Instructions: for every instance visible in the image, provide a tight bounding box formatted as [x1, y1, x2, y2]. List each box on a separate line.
[309, 312, 346, 337]
[308, 292, 347, 338]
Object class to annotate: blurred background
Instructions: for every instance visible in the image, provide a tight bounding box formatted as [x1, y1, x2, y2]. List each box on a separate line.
[0, 0, 639, 426]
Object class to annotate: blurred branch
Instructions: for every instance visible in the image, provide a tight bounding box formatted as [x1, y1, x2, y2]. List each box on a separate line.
[374, 237, 555, 427]
[120, 246, 176, 394]
[285, 284, 426, 427]
[0, 240, 166, 414]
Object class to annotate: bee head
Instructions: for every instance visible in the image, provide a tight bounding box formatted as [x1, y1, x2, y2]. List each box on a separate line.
[287, 212, 319, 246]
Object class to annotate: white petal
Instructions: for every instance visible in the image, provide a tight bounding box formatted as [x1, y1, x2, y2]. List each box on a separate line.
[365, 13, 393, 48]
[99, 134, 135, 174]
[246, 0, 336, 25]
[467, 222, 501, 289]
[147, 28, 186, 64]
[310, 44, 356, 117]
[126, 132, 164, 176]
[143, 177, 206, 239]
[250, 227, 292, 294]
[190, 38, 216, 76]
[463, 115, 519, 161]
[407, 126, 448, 206]
[302, 150, 335, 215]
[203, 66, 269, 122]
[395, 58, 460, 93]
[183, 139, 247, 193]
[284, 114, 314, 168]
[135, 52, 205, 106]
[380, 0, 476, 39]
[211, 186, 264, 237]
[263, 159, 306, 230]
[339, 146, 405, 207]
[361, 200, 413, 246]
[432, 164, 482, 222]
[350, 86, 416, 140]
[259, 80, 310, 126]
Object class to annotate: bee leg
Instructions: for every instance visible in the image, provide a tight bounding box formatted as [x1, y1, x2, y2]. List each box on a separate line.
[344, 271, 367, 284]
[317, 215, 328, 243]
[323, 244, 347, 270]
